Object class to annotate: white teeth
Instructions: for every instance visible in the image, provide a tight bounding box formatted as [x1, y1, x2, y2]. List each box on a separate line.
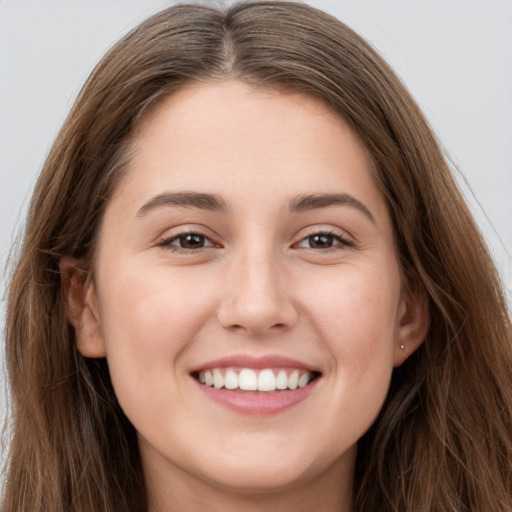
[298, 373, 310, 388]
[239, 369, 258, 390]
[213, 368, 224, 389]
[196, 367, 316, 392]
[224, 369, 238, 390]
[276, 370, 288, 389]
[288, 370, 299, 390]
[258, 369, 276, 391]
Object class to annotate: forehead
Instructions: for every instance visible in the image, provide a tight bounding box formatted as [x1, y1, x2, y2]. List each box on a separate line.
[108, 79, 388, 226]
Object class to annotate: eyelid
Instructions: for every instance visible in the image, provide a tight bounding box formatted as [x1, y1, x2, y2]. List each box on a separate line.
[160, 233, 215, 248]
[157, 226, 222, 252]
[293, 227, 354, 251]
[155, 225, 354, 253]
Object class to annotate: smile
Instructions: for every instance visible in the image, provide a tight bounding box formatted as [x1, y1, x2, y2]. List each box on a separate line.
[195, 367, 317, 392]
[191, 356, 322, 415]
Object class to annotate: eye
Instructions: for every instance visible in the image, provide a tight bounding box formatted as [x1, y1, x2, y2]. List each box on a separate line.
[159, 232, 216, 251]
[295, 231, 352, 250]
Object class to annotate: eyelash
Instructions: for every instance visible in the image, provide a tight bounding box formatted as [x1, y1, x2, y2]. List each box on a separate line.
[158, 229, 353, 253]
[158, 230, 217, 253]
[294, 230, 353, 252]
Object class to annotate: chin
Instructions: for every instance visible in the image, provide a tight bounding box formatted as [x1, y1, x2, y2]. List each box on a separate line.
[202, 461, 313, 494]
[194, 440, 348, 494]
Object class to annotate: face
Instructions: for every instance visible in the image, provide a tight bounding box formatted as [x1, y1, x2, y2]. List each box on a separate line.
[64, 80, 427, 504]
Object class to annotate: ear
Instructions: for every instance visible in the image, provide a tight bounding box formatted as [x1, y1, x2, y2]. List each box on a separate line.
[393, 272, 430, 367]
[60, 256, 107, 358]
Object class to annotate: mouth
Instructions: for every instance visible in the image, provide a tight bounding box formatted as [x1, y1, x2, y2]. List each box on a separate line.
[192, 367, 321, 393]
[190, 355, 322, 415]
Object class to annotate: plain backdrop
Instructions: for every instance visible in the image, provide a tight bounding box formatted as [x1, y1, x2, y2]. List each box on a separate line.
[1, 0, 511, 457]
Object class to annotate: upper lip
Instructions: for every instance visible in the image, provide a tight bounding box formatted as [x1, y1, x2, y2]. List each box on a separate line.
[189, 354, 322, 374]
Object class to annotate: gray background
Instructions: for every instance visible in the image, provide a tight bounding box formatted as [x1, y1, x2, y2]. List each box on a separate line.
[1, 0, 511, 460]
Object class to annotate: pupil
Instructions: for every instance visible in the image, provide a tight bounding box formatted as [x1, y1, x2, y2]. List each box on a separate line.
[310, 234, 333, 248]
[181, 234, 204, 248]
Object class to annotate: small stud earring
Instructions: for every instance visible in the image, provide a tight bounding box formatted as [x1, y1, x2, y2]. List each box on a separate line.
[400, 344, 405, 350]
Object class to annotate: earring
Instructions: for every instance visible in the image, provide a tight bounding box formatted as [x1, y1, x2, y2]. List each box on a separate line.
[400, 344, 405, 350]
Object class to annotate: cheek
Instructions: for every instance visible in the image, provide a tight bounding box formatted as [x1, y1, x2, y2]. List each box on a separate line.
[94, 261, 217, 396]
[99, 259, 214, 338]
[302, 264, 400, 384]
[307, 258, 399, 316]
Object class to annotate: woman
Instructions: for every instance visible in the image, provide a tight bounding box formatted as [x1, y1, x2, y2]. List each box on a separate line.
[2, 2, 511, 511]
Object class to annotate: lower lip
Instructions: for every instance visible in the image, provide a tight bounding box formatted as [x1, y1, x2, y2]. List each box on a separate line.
[194, 377, 320, 415]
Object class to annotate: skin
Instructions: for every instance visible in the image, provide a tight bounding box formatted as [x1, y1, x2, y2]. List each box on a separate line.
[62, 80, 429, 512]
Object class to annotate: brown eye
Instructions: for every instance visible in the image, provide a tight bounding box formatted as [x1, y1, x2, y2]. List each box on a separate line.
[308, 234, 336, 249]
[177, 234, 207, 249]
[160, 232, 215, 251]
[296, 231, 351, 251]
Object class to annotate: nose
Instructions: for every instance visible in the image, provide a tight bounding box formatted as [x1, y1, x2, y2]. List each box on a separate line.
[217, 250, 298, 336]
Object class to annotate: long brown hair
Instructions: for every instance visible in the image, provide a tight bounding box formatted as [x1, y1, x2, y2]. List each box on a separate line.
[3, 2, 511, 511]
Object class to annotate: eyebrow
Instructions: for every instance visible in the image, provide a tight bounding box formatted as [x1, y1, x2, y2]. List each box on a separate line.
[137, 192, 228, 216]
[289, 193, 375, 223]
[136, 191, 375, 223]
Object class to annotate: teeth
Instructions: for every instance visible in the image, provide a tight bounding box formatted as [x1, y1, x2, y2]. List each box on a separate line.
[288, 370, 299, 390]
[196, 367, 315, 392]
[298, 373, 310, 388]
[213, 369, 224, 389]
[276, 370, 288, 389]
[239, 369, 258, 390]
[258, 369, 276, 391]
[224, 369, 238, 390]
